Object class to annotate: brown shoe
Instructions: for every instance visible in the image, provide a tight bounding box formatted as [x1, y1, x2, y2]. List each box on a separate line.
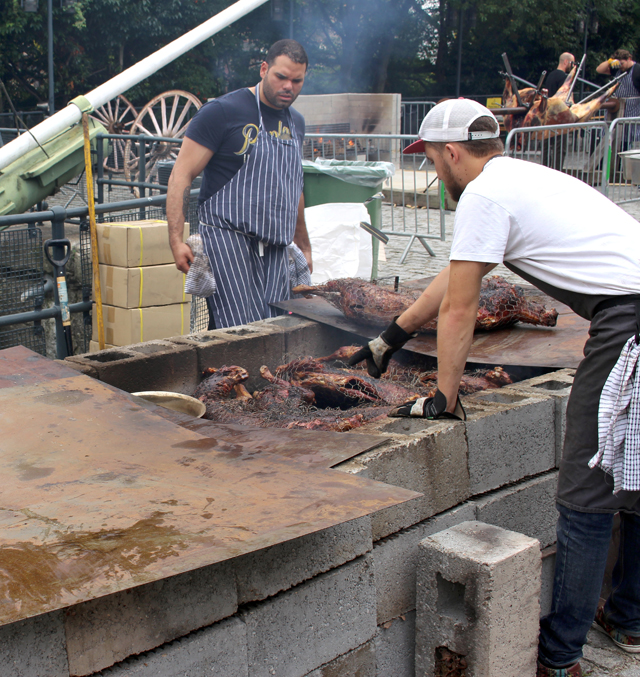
[536, 660, 582, 676]
[593, 607, 640, 654]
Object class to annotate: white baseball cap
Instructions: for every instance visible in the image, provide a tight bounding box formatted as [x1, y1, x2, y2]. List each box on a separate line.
[403, 98, 500, 154]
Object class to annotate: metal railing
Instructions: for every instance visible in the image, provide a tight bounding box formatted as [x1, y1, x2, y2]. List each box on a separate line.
[505, 121, 611, 193]
[304, 132, 446, 259]
[0, 193, 202, 359]
[401, 101, 437, 137]
[607, 116, 640, 204]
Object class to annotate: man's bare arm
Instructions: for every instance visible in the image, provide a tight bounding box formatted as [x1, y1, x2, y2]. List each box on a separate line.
[167, 137, 214, 273]
[436, 260, 488, 410]
[292, 193, 313, 273]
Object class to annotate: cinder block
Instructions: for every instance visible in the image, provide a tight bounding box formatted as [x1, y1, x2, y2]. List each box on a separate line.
[235, 516, 372, 604]
[374, 611, 415, 677]
[471, 471, 559, 548]
[0, 611, 69, 677]
[463, 391, 555, 494]
[337, 421, 470, 540]
[67, 341, 199, 395]
[98, 617, 247, 677]
[304, 641, 376, 677]
[374, 503, 476, 624]
[58, 358, 99, 379]
[241, 554, 376, 677]
[65, 561, 238, 676]
[505, 369, 574, 467]
[415, 521, 541, 677]
[540, 545, 557, 617]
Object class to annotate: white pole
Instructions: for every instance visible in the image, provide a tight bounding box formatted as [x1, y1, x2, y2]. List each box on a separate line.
[0, 0, 269, 171]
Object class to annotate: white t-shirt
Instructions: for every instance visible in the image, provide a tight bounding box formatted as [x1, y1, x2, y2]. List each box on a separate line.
[450, 156, 640, 295]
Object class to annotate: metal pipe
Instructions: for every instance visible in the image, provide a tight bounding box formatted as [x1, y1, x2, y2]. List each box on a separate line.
[0, 0, 269, 171]
[0, 301, 91, 328]
[565, 54, 586, 104]
[47, 0, 54, 115]
[576, 72, 627, 105]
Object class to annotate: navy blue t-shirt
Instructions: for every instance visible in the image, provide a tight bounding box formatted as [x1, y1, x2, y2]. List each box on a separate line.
[185, 88, 305, 203]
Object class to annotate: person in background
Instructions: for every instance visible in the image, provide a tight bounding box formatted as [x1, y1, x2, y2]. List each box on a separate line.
[349, 98, 640, 677]
[596, 49, 640, 119]
[545, 52, 575, 97]
[167, 39, 313, 329]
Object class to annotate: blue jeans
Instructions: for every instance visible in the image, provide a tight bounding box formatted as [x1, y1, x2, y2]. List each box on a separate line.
[538, 504, 640, 668]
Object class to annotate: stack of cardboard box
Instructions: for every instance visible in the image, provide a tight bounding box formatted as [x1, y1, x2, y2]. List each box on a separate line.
[91, 219, 191, 351]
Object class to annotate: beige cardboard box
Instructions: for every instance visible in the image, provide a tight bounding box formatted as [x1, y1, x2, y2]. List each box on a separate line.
[92, 302, 191, 346]
[96, 219, 187, 267]
[99, 263, 189, 308]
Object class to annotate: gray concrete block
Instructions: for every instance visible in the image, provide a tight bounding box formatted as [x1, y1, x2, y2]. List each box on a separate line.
[68, 341, 199, 395]
[464, 391, 556, 494]
[374, 503, 476, 624]
[0, 611, 69, 677]
[471, 471, 559, 548]
[235, 516, 372, 605]
[65, 561, 238, 676]
[98, 617, 247, 677]
[540, 545, 557, 618]
[242, 554, 377, 677]
[59, 357, 99, 379]
[506, 369, 574, 467]
[416, 521, 541, 677]
[304, 641, 376, 677]
[337, 421, 470, 541]
[374, 611, 415, 677]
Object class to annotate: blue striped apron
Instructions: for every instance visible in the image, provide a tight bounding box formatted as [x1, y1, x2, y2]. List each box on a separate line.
[199, 84, 303, 328]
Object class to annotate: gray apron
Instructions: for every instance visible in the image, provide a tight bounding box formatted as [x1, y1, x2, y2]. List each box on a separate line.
[506, 262, 640, 515]
[199, 85, 303, 328]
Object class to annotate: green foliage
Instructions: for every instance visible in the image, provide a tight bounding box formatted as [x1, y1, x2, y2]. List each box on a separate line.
[0, 0, 639, 114]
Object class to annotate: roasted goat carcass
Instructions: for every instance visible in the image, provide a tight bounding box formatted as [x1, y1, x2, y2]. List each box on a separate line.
[275, 357, 422, 407]
[293, 276, 557, 332]
[503, 66, 619, 140]
[420, 366, 513, 396]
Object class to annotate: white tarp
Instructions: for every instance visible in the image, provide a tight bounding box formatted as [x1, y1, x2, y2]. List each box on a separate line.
[304, 202, 380, 284]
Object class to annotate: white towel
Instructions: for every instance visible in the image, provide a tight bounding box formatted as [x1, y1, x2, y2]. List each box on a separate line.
[184, 234, 216, 298]
[590, 335, 640, 493]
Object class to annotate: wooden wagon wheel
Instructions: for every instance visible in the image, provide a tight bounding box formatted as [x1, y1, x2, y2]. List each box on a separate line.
[90, 95, 138, 173]
[124, 90, 202, 195]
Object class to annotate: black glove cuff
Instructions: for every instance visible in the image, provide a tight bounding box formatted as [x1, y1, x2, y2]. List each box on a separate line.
[380, 317, 415, 349]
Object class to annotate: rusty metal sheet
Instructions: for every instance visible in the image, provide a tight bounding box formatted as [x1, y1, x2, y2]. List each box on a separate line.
[274, 295, 590, 369]
[132, 394, 390, 469]
[0, 368, 418, 626]
[0, 345, 82, 389]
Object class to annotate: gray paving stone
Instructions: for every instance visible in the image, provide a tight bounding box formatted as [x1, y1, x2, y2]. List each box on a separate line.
[304, 641, 376, 677]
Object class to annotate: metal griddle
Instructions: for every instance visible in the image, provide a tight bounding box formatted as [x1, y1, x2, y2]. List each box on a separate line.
[273, 294, 590, 369]
[0, 349, 418, 626]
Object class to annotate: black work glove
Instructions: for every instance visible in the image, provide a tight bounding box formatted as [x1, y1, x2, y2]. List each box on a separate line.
[347, 318, 416, 378]
[388, 388, 466, 420]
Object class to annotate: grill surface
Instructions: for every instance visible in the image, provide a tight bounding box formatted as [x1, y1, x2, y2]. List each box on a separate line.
[273, 295, 590, 369]
[0, 347, 417, 626]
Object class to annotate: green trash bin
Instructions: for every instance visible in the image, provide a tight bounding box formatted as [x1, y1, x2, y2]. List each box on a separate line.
[302, 159, 394, 280]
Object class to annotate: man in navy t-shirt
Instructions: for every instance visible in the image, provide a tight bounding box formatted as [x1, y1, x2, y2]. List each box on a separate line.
[167, 39, 312, 328]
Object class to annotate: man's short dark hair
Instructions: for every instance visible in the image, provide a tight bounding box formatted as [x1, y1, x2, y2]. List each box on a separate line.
[266, 40, 308, 68]
[613, 49, 633, 61]
[425, 116, 504, 158]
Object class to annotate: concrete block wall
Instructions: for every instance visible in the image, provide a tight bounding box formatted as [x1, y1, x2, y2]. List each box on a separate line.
[35, 319, 572, 676]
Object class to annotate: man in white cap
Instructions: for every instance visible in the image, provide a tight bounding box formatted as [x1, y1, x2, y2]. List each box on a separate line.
[349, 98, 640, 676]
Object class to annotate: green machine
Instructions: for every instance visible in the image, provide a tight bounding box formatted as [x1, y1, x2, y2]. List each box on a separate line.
[0, 117, 108, 216]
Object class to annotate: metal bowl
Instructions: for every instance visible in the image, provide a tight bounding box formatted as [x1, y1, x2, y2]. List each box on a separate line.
[132, 391, 206, 418]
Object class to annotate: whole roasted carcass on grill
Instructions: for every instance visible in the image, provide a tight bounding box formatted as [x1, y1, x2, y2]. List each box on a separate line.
[503, 66, 619, 139]
[292, 276, 558, 332]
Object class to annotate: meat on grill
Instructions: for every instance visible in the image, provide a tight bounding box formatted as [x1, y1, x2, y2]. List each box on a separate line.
[293, 276, 558, 332]
[421, 366, 513, 395]
[194, 365, 249, 402]
[253, 366, 316, 408]
[275, 357, 422, 407]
